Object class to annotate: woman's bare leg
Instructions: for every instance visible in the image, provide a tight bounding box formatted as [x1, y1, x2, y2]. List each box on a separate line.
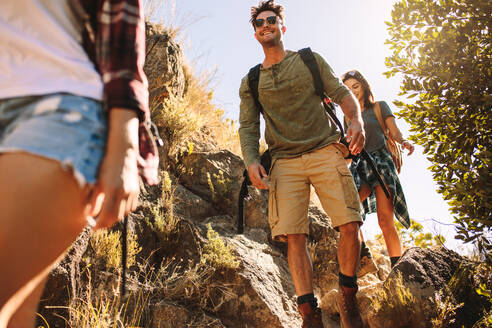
[0, 153, 90, 328]
[374, 185, 402, 257]
[358, 184, 372, 242]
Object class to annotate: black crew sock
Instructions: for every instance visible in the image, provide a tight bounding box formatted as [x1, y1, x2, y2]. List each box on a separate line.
[297, 293, 318, 310]
[390, 256, 400, 268]
[360, 241, 372, 259]
[339, 272, 357, 288]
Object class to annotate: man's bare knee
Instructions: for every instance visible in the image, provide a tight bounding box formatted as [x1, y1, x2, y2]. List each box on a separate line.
[338, 222, 360, 236]
[287, 234, 307, 249]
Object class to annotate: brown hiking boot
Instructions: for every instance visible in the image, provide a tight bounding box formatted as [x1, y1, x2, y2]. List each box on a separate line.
[357, 256, 378, 277]
[298, 303, 324, 328]
[336, 285, 363, 328]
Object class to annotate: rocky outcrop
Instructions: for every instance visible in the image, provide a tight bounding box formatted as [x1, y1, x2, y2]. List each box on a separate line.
[363, 247, 491, 328]
[144, 22, 185, 102]
[178, 150, 245, 215]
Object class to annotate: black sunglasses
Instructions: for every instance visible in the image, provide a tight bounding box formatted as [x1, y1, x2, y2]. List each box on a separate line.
[254, 15, 278, 28]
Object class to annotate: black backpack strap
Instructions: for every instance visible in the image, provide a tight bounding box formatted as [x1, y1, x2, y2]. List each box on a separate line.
[298, 47, 324, 99]
[248, 63, 263, 114]
[298, 47, 345, 136]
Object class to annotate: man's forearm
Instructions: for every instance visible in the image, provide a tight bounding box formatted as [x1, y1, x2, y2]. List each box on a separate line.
[339, 94, 362, 122]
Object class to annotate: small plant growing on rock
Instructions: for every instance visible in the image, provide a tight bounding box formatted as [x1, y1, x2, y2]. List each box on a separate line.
[90, 230, 141, 271]
[146, 171, 180, 243]
[202, 223, 239, 270]
[370, 272, 424, 326]
[206, 170, 232, 203]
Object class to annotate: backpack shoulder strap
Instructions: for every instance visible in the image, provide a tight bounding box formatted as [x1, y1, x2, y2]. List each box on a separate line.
[372, 101, 389, 136]
[298, 47, 324, 99]
[299, 47, 345, 135]
[248, 63, 263, 114]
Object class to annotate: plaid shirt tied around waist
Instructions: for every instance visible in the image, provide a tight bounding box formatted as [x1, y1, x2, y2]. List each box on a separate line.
[72, 0, 159, 185]
[350, 147, 411, 228]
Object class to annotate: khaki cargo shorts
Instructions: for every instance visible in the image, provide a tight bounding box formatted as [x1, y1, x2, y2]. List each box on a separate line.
[268, 143, 362, 241]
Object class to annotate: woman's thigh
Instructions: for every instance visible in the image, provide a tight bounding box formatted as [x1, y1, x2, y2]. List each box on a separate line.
[374, 184, 395, 223]
[0, 153, 90, 319]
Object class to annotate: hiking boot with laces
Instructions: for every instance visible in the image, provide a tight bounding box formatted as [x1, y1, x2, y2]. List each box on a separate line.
[336, 285, 363, 328]
[298, 303, 324, 328]
[357, 255, 378, 277]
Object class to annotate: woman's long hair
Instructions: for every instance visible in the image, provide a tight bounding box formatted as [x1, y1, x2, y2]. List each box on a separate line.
[342, 70, 375, 109]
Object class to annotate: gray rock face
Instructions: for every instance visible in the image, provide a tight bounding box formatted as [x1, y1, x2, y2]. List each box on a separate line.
[178, 150, 245, 215]
[144, 22, 185, 102]
[174, 184, 217, 221]
[151, 302, 226, 328]
[393, 247, 463, 298]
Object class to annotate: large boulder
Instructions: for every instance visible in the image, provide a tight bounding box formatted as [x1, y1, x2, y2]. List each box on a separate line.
[366, 247, 491, 328]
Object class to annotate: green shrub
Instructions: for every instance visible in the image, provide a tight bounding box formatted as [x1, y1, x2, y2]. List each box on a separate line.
[202, 224, 239, 270]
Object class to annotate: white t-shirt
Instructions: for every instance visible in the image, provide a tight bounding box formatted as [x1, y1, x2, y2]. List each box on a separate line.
[0, 0, 103, 100]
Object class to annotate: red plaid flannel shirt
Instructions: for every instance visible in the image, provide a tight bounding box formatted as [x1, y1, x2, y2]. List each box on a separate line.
[72, 0, 159, 185]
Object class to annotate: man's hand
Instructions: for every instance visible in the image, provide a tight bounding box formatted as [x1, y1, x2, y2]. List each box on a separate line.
[247, 162, 269, 190]
[339, 94, 365, 155]
[345, 118, 365, 155]
[88, 108, 140, 230]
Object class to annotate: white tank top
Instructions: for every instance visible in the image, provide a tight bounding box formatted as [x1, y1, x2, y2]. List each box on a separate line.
[0, 0, 103, 100]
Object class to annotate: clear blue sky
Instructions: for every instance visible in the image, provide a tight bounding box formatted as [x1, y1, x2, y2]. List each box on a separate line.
[148, 0, 470, 253]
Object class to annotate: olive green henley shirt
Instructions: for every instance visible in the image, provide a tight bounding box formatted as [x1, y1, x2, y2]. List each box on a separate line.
[239, 50, 351, 167]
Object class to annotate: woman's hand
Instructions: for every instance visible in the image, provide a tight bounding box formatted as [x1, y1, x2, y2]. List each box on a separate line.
[386, 117, 414, 156]
[402, 140, 414, 156]
[88, 108, 140, 230]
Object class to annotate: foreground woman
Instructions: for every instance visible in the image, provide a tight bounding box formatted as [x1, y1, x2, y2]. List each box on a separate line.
[342, 70, 414, 275]
[0, 1, 158, 327]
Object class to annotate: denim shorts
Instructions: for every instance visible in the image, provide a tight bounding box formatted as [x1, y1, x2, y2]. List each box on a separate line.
[0, 93, 107, 186]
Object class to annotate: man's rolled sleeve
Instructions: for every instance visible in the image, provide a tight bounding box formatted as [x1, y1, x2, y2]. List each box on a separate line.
[314, 52, 351, 105]
[238, 77, 261, 168]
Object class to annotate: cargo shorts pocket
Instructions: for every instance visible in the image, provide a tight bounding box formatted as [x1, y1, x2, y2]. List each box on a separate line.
[336, 165, 360, 210]
[268, 179, 279, 228]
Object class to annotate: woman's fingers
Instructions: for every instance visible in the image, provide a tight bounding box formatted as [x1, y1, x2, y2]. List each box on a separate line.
[403, 141, 414, 156]
[94, 192, 123, 229]
[92, 180, 139, 230]
[407, 143, 414, 155]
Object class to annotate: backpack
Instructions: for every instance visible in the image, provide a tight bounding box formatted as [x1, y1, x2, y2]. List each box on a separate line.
[372, 102, 403, 173]
[237, 47, 347, 233]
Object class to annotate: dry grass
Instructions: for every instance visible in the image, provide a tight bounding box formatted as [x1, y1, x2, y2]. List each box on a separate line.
[370, 272, 423, 326]
[144, 0, 181, 39]
[150, 63, 241, 158]
[41, 271, 152, 328]
[90, 230, 141, 272]
[149, 258, 237, 313]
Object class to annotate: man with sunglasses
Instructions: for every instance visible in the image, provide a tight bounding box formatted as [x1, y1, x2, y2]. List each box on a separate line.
[239, 1, 365, 327]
